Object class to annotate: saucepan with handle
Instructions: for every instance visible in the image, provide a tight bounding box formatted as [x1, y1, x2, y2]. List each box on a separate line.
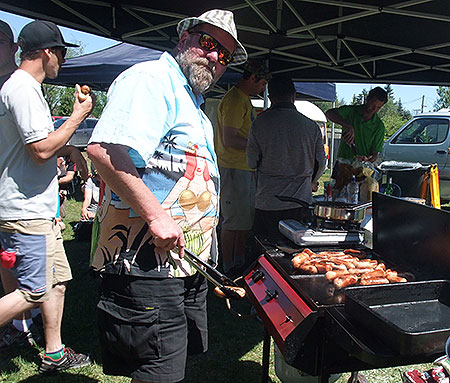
[275, 195, 372, 223]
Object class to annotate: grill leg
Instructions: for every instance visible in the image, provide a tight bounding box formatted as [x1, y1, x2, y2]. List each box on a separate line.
[261, 327, 271, 383]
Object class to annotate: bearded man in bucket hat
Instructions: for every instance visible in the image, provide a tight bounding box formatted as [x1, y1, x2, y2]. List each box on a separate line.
[0, 20, 94, 374]
[88, 9, 247, 383]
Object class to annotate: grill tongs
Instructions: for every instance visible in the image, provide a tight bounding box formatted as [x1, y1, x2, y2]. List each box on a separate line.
[183, 248, 245, 300]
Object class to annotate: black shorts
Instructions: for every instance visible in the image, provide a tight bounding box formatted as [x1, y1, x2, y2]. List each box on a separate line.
[97, 272, 208, 383]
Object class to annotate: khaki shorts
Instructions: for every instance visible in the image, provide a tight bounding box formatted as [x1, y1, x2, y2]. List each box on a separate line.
[219, 167, 256, 231]
[0, 219, 72, 303]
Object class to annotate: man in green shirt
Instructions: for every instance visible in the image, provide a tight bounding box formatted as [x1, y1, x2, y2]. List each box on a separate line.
[326, 87, 387, 163]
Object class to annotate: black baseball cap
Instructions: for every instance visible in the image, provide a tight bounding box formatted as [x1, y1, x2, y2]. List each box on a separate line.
[18, 20, 78, 53]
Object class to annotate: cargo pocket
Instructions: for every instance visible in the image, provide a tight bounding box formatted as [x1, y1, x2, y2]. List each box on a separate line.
[97, 299, 161, 360]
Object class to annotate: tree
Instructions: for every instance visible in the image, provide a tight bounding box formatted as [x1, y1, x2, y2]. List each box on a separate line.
[384, 84, 394, 99]
[434, 86, 450, 111]
[351, 89, 368, 105]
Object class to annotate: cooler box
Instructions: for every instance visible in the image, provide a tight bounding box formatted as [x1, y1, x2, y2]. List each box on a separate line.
[379, 161, 429, 198]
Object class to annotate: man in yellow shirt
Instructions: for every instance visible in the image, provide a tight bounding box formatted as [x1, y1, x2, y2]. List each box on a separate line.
[215, 60, 271, 276]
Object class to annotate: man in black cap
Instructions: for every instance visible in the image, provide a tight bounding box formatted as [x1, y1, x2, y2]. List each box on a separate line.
[0, 19, 46, 354]
[0, 20, 94, 374]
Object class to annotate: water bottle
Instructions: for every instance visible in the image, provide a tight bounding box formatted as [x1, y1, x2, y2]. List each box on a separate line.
[347, 175, 359, 204]
[385, 177, 394, 196]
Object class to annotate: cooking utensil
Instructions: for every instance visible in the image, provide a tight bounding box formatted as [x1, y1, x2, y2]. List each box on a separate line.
[275, 195, 372, 223]
[183, 248, 243, 300]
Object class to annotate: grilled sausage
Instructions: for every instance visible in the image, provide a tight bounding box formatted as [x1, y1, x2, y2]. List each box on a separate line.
[300, 264, 318, 274]
[386, 275, 408, 283]
[375, 262, 386, 271]
[214, 286, 246, 299]
[303, 248, 316, 256]
[331, 258, 356, 269]
[347, 268, 374, 275]
[78, 84, 91, 101]
[354, 260, 377, 269]
[360, 269, 386, 280]
[344, 249, 366, 258]
[334, 274, 358, 289]
[325, 269, 350, 281]
[291, 253, 309, 268]
[359, 277, 390, 286]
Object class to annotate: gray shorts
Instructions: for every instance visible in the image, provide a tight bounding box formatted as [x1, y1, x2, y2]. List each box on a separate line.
[219, 167, 255, 230]
[0, 219, 72, 303]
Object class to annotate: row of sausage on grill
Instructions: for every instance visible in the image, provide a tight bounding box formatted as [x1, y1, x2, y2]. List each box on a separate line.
[291, 248, 411, 289]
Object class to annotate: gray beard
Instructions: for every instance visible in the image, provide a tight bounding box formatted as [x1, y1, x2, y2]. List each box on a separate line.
[175, 48, 216, 95]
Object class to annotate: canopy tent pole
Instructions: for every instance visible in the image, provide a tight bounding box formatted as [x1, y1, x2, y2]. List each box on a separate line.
[330, 100, 335, 174]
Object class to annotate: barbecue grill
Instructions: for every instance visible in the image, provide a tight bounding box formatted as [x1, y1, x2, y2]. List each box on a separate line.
[243, 193, 450, 382]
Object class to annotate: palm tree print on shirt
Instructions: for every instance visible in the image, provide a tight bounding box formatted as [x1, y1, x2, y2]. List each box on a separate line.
[162, 133, 178, 171]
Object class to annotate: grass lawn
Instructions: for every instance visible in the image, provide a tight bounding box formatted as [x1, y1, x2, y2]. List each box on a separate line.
[0, 193, 437, 383]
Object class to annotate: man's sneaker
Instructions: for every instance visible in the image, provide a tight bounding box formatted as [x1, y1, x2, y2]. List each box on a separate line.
[39, 347, 92, 374]
[0, 323, 40, 350]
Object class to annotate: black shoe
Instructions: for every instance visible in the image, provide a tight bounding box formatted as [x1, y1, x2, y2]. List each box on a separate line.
[39, 347, 92, 374]
[0, 323, 40, 350]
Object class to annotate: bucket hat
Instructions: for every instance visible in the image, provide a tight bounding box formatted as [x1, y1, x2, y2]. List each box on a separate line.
[18, 20, 78, 53]
[177, 9, 247, 66]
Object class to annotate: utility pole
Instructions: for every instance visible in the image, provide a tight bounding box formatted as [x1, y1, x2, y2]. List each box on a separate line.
[421, 95, 425, 113]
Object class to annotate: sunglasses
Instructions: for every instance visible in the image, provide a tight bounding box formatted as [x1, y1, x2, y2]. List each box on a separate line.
[191, 32, 233, 66]
[51, 46, 67, 59]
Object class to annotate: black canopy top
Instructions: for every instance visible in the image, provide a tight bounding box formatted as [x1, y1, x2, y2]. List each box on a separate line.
[3, 1, 450, 85]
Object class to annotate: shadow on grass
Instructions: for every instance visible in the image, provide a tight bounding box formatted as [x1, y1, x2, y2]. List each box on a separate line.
[185, 287, 267, 383]
[17, 372, 99, 382]
[61, 239, 101, 363]
[0, 344, 41, 375]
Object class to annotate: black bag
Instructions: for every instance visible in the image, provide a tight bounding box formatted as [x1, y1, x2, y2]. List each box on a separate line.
[74, 220, 93, 241]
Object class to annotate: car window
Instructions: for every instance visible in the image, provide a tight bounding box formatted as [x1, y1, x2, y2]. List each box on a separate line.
[85, 119, 98, 129]
[392, 118, 449, 144]
[54, 118, 67, 129]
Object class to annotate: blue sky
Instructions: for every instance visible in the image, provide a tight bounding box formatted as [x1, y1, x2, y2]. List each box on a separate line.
[1, 10, 440, 113]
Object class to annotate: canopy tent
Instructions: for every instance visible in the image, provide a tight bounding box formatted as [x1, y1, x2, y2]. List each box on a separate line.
[3, 1, 450, 86]
[46, 43, 163, 91]
[47, 43, 336, 101]
[251, 99, 327, 122]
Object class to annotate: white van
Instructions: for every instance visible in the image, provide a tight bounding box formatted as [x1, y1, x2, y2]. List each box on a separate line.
[381, 110, 450, 200]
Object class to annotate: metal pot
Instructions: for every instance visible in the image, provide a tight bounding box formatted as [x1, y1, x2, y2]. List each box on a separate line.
[275, 195, 372, 223]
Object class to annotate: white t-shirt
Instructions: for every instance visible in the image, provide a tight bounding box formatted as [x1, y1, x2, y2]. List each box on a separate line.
[0, 70, 57, 220]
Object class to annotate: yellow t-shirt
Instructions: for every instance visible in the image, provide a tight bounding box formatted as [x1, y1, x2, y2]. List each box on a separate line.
[215, 86, 255, 170]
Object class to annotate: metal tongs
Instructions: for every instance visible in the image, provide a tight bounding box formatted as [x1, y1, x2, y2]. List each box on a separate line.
[183, 248, 243, 300]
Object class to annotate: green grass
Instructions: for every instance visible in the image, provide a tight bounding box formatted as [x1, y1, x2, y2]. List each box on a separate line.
[0, 196, 436, 382]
